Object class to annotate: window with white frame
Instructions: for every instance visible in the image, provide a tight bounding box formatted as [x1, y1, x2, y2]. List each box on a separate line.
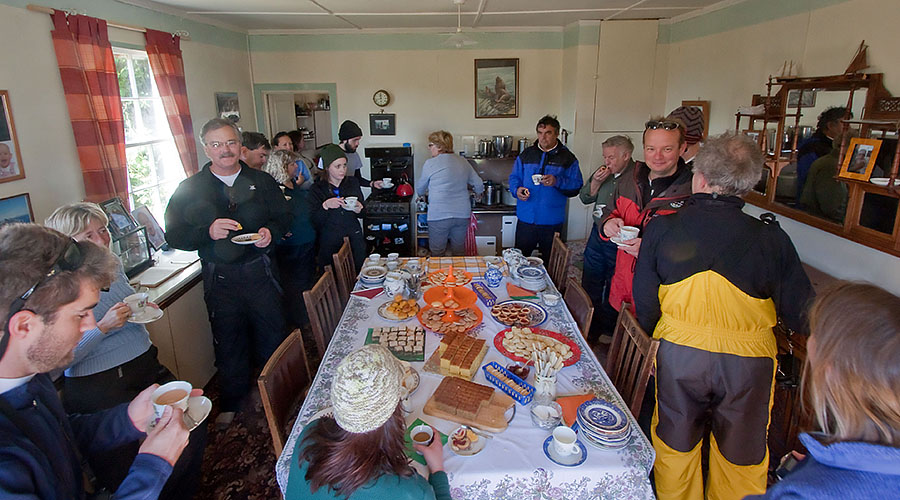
[113, 47, 185, 229]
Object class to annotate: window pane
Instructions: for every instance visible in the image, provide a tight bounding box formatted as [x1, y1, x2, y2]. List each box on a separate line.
[131, 187, 155, 214]
[122, 101, 138, 143]
[139, 100, 158, 139]
[151, 141, 184, 183]
[133, 57, 153, 98]
[127, 145, 154, 189]
[115, 55, 132, 98]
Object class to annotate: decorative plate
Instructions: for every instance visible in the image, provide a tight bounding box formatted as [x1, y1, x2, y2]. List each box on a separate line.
[489, 300, 548, 328]
[449, 426, 488, 457]
[577, 399, 630, 433]
[493, 327, 581, 367]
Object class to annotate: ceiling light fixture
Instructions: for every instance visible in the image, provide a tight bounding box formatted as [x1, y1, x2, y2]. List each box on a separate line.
[443, 0, 477, 49]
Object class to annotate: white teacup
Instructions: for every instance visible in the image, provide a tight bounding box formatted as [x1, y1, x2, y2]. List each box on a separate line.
[532, 173, 543, 185]
[619, 225, 640, 241]
[552, 426, 580, 457]
[151, 381, 192, 422]
[387, 252, 400, 261]
[386, 261, 400, 271]
[344, 196, 359, 209]
[382, 177, 393, 188]
[123, 292, 149, 315]
[411, 424, 434, 454]
[367, 253, 381, 263]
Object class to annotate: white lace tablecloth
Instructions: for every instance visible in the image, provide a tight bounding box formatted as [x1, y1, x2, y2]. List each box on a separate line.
[276, 271, 655, 499]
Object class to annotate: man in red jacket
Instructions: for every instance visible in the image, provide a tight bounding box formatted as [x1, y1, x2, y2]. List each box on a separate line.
[599, 118, 693, 312]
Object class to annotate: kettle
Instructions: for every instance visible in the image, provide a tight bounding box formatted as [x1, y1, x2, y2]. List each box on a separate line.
[395, 181, 414, 197]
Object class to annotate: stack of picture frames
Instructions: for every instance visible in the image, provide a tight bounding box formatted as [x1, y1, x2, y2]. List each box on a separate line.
[0, 90, 32, 227]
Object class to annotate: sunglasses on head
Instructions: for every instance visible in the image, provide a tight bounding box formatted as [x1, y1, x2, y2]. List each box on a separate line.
[2, 239, 85, 359]
[645, 120, 682, 131]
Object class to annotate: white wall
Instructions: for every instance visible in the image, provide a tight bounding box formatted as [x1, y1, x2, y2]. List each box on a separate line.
[662, 0, 900, 293]
[0, 1, 253, 222]
[250, 47, 563, 180]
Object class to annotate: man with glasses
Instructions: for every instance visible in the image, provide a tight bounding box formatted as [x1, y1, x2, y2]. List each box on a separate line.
[165, 118, 292, 429]
[508, 115, 583, 258]
[598, 117, 693, 313]
[0, 224, 191, 498]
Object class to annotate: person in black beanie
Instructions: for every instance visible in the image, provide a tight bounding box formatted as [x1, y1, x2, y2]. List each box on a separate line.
[338, 120, 384, 189]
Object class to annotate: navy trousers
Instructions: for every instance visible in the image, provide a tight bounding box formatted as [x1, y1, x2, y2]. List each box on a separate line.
[581, 226, 619, 339]
[202, 255, 287, 412]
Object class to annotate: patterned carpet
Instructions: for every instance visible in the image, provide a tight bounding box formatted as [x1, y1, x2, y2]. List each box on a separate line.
[196, 377, 283, 500]
[194, 241, 589, 499]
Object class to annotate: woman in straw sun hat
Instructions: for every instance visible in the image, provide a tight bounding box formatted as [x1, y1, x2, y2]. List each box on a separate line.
[286, 344, 449, 499]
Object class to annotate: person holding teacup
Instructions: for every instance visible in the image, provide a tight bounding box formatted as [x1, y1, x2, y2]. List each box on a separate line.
[286, 344, 449, 499]
[45, 202, 207, 499]
[309, 143, 366, 271]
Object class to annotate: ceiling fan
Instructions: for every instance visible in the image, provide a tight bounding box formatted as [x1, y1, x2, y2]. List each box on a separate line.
[442, 0, 478, 48]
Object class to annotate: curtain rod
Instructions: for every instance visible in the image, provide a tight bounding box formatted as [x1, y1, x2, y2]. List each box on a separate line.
[26, 4, 191, 39]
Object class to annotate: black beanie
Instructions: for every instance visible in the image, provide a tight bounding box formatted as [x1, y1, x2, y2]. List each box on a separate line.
[338, 120, 363, 142]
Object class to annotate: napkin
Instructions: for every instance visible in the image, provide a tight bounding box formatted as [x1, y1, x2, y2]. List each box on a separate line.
[404, 418, 448, 466]
[350, 287, 383, 299]
[507, 283, 538, 299]
[557, 393, 594, 427]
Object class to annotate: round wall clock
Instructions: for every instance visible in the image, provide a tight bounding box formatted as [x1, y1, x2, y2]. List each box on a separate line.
[373, 89, 391, 107]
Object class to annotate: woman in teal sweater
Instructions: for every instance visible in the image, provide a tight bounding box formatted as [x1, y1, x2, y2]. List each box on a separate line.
[286, 345, 450, 499]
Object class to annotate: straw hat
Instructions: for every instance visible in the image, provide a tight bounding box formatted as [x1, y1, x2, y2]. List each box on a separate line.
[330, 344, 402, 433]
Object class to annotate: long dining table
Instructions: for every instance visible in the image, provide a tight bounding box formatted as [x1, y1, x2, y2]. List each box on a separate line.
[276, 257, 655, 499]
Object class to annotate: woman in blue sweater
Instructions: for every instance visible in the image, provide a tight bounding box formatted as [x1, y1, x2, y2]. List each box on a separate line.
[749, 282, 900, 499]
[45, 202, 206, 500]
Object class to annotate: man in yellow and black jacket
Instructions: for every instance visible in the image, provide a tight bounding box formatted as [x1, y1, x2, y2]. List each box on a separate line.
[633, 133, 813, 500]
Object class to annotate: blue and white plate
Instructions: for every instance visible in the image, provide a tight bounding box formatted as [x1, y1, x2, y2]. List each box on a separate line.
[517, 265, 545, 280]
[577, 399, 629, 434]
[542, 435, 588, 467]
[581, 431, 631, 450]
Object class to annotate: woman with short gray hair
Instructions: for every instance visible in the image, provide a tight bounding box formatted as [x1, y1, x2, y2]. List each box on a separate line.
[416, 130, 484, 256]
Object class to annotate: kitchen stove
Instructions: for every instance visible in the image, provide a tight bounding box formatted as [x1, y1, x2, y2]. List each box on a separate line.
[364, 146, 415, 255]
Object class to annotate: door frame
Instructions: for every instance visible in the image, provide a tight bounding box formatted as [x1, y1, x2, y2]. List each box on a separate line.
[254, 83, 338, 141]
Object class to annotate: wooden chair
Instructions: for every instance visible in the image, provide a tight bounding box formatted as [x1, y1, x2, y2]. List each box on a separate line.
[547, 232, 570, 293]
[563, 278, 593, 338]
[332, 236, 355, 307]
[258, 329, 312, 456]
[303, 266, 343, 361]
[606, 306, 660, 418]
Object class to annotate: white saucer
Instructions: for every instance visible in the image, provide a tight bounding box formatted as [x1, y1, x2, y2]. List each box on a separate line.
[148, 395, 211, 432]
[610, 236, 630, 247]
[128, 307, 164, 324]
[870, 177, 900, 187]
[184, 396, 212, 431]
[231, 233, 262, 245]
[543, 435, 588, 467]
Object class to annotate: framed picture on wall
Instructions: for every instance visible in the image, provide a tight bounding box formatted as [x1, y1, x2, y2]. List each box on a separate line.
[369, 113, 396, 136]
[0, 90, 25, 183]
[100, 197, 138, 240]
[787, 89, 817, 108]
[132, 205, 167, 250]
[475, 58, 519, 119]
[215, 92, 240, 123]
[0, 193, 33, 227]
[681, 100, 710, 139]
[838, 138, 882, 181]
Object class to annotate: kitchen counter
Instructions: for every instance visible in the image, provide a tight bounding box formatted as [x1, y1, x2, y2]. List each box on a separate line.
[473, 203, 516, 214]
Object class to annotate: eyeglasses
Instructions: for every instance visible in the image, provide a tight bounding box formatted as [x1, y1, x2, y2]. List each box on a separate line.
[2, 239, 85, 358]
[205, 139, 239, 149]
[645, 120, 683, 131]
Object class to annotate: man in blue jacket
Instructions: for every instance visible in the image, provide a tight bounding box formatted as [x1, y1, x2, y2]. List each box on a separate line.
[0, 224, 191, 499]
[509, 115, 583, 258]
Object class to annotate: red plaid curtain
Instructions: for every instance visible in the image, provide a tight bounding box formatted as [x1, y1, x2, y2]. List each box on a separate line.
[50, 12, 130, 206]
[144, 29, 199, 177]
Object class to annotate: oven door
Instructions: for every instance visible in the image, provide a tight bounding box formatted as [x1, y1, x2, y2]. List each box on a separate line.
[363, 214, 414, 256]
